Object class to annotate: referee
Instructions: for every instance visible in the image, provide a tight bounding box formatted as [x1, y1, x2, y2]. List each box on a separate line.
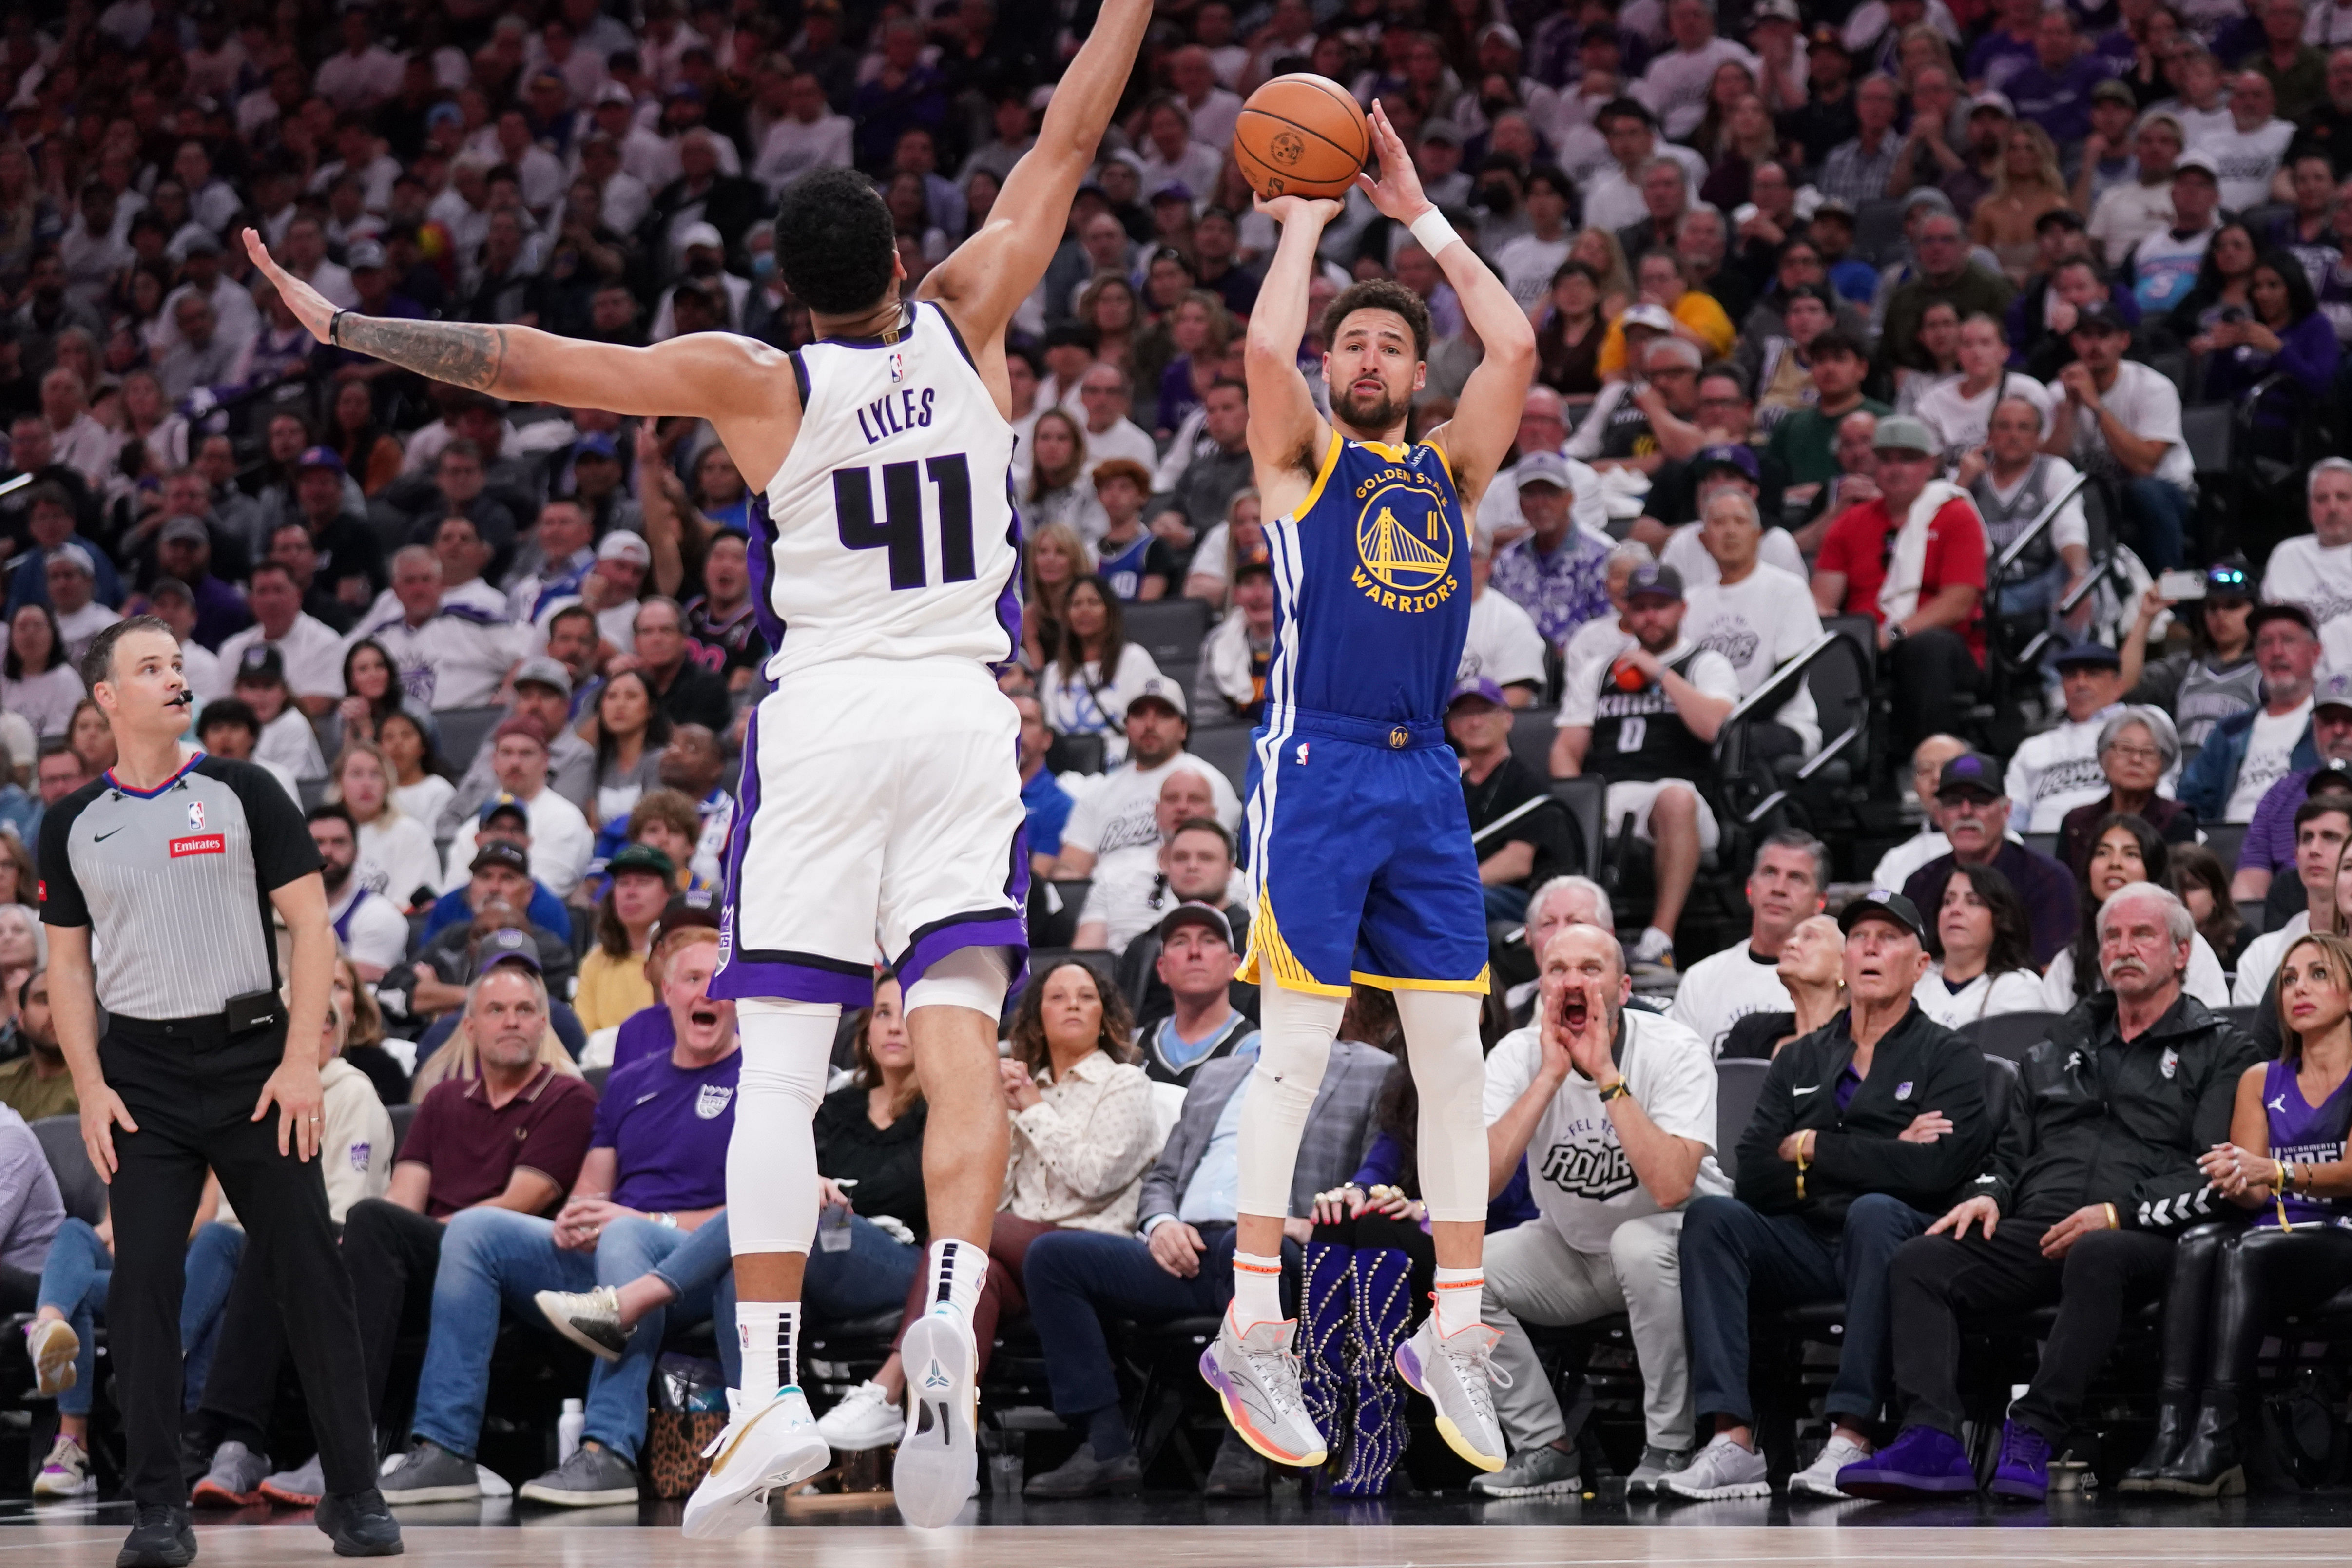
[39, 619, 400, 1566]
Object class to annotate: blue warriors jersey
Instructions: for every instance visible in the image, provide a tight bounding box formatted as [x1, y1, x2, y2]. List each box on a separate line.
[1264, 434, 1472, 726]
[1238, 433, 1488, 997]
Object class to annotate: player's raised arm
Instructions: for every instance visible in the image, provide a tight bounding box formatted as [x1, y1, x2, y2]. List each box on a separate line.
[1355, 101, 1535, 512]
[1245, 195, 1341, 483]
[918, 0, 1152, 343]
[241, 229, 786, 423]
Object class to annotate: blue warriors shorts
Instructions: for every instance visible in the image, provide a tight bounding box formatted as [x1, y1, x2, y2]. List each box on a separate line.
[1236, 707, 1490, 998]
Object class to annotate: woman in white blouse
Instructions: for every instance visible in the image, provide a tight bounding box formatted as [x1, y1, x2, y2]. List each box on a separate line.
[1915, 863, 2046, 1027]
[329, 740, 443, 909]
[998, 960, 1158, 1237]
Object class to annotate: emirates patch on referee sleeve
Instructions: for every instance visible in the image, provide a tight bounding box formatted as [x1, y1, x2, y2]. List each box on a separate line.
[170, 835, 226, 858]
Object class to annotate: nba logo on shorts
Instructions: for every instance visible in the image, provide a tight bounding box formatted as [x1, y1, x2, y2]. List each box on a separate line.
[188, 801, 205, 831]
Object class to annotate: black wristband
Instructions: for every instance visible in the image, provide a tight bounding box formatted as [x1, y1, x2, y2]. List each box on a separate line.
[329, 309, 348, 347]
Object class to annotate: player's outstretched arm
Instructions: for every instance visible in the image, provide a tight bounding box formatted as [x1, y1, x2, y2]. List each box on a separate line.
[242, 229, 787, 421]
[1246, 195, 1340, 482]
[1354, 101, 1534, 510]
[919, 0, 1151, 344]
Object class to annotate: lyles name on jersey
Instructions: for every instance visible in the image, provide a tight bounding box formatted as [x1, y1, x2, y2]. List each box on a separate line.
[855, 386, 940, 446]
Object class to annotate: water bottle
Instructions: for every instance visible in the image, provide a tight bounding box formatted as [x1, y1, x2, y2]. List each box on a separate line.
[558, 1398, 585, 1463]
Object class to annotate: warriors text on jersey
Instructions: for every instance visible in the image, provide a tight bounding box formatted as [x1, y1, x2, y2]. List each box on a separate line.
[1238, 434, 1489, 997]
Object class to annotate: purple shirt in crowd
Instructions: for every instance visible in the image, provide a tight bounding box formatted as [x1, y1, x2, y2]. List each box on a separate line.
[590, 1046, 738, 1212]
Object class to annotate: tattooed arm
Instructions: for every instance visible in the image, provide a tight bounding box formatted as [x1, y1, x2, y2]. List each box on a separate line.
[241, 229, 790, 423]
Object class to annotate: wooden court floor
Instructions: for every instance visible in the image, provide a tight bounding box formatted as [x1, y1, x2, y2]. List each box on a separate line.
[1, 1520, 2352, 1568]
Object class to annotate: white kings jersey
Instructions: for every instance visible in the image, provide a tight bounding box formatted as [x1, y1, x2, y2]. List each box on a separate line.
[754, 300, 1020, 682]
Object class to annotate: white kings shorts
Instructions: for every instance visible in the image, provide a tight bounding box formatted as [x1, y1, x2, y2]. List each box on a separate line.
[707, 657, 1028, 1007]
[1603, 779, 1722, 853]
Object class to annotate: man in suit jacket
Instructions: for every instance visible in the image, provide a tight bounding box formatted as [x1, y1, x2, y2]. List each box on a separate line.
[1018, 1029, 1391, 1500]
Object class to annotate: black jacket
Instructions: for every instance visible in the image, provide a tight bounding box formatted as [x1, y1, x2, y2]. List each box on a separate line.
[1735, 1003, 1994, 1228]
[1977, 991, 2259, 1229]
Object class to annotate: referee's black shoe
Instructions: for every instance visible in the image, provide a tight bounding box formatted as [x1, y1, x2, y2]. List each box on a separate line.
[117, 1504, 196, 1568]
[315, 1490, 405, 1556]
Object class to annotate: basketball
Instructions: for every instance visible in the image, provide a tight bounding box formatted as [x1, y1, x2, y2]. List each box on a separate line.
[1232, 74, 1370, 201]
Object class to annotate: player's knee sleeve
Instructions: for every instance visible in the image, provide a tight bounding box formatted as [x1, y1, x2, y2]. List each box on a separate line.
[1395, 989, 1490, 1225]
[1235, 982, 1346, 1220]
[904, 944, 1010, 1017]
[727, 999, 839, 1256]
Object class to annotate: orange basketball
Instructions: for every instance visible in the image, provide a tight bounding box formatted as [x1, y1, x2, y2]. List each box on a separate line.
[1233, 74, 1370, 201]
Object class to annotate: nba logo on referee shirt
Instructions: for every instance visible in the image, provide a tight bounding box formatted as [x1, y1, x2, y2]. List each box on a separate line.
[188, 801, 204, 831]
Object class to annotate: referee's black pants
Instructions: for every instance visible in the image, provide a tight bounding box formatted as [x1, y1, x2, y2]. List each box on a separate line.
[103, 1014, 376, 1506]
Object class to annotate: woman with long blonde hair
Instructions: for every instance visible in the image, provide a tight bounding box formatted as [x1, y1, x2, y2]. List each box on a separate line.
[1022, 517, 1095, 670]
[1567, 227, 1635, 318]
[1970, 120, 2069, 284]
[330, 741, 441, 909]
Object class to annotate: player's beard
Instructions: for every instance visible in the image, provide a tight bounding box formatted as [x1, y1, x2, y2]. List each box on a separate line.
[1331, 380, 1406, 435]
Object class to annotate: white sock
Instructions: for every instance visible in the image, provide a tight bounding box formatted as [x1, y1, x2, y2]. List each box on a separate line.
[924, 1238, 989, 1328]
[735, 1299, 800, 1401]
[1432, 1266, 1484, 1338]
[1231, 1250, 1284, 1329]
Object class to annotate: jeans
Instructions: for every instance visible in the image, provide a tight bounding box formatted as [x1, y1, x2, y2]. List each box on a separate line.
[801, 1214, 919, 1322]
[2120, 475, 2192, 573]
[32, 1222, 269, 1418]
[1481, 884, 1531, 923]
[407, 1209, 736, 1467]
[1678, 1193, 1932, 1429]
[1025, 1223, 1243, 1423]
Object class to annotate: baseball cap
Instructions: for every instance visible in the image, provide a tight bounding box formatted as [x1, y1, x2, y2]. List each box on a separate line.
[147, 576, 194, 607]
[1620, 302, 1677, 333]
[2034, 206, 2085, 233]
[469, 839, 532, 878]
[511, 655, 572, 697]
[1233, 538, 1273, 581]
[1839, 889, 1929, 944]
[1748, 0, 1800, 22]
[2315, 672, 2352, 716]
[494, 715, 550, 748]
[593, 82, 633, 107]
[2174, 151, 2221, 180]
[44, 542, 94, 578]
[1625, 562, 1683, 602]
[678, 221, 723, 251]
[470, 925, 542, 977]
[178, 229, 223, 257]
[660, 889, 723, 935]
[160, 516, 210, 548]
[2308, 759, 2352, 796]
[295, 445, 346, 475]
[1126, 676, 1187, 718]
[1419, 123, 1461, 146]
[1448, 675, 1507, 711]
[1811, 196, 1856, 219]
[2070, 300, 2133, 337]
[346, 238, 387, 270]
[1692, 443, 1761, 483]
[2204, 558, 2254, 598]
[480, 793, 531, 829]
[1150, 181, 1194, 204]
[1477, 20, 1522, 48]
[235, 645, 287, 686]
[2051, 639, 2121, 670]
[1157, 900, 1234, 948]
[2252, 601, 2320, 637]
[1936, 749, 2005, 800]
[607, 842, 675, 882]
[1871, 415, 1938, 456]
[1967, 91, 2015, 117]
[1515, 450, 1576, 490]
[2091, 77, 2137, 106]
[598, 531, 652, 567]
[1901, 186, 1956, 216]
[574, 432, 619, 460]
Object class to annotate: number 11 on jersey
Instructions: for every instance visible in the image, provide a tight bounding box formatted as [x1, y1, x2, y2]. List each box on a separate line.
[834, 454, 975, 591]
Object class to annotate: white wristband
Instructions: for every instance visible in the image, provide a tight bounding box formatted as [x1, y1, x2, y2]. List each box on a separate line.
[1408, 207, 1459, 257]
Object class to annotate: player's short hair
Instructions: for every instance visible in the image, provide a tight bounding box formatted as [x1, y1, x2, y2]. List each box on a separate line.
[773, 167, 898, 315]
[1321, 278, 1432, 362]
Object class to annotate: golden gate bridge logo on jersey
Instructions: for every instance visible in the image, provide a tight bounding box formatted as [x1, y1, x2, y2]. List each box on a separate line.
[1350, 469, 1458, 614]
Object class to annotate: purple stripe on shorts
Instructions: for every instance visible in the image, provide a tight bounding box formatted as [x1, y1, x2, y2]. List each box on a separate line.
[706, 954, 876, 1007]
[744, 493, 788, 656]
[895, 913, 1029, 994]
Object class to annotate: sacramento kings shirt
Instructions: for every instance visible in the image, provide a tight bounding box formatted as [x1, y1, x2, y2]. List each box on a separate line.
[1482, 1009, 1728, 1253]
[38, 752, 321, 1021]
[590, 1044, 738, 1212]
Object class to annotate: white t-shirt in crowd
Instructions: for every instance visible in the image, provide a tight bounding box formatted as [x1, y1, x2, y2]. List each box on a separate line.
[356, 812, 443, 904]
[2087, 179, 2175, 270]
[1495, 232, 1576, 313]
[1060, 751, 1245, 865]
[327, 881, 413, 974]
[2042, 932, 2231, 1010]
[1081, 855, 1251, 956]
[1913, 964, 2047, 1028]
[1658, 524, 1808, 587]
[1461, 587, 1550, 692]
[1482, 1009, 1729, 1254]
[2005, 703, 2140, 833]
[1039, 643, 1165, 768]
[1668, 940, 1797, 1056]
[256, 706, 326, 782]
[2262, 533, 2352, 630]
[441, 786, 595, 899]
[1557, 635, 1741, 728]
[1637, 37, 1761, 139]
[2062, 358, 2196, 491]
[2195, 116, 2294, 212]
[393, 774, 456, 829]
[1681, 565, 1824, 756]
[2234, 910, 2312, 1007]
[1559, 615, 1634, 712]
[218, 614, 350, 700]
[2226, 698, 2314, 822]
[1915, 373, 2056, 456]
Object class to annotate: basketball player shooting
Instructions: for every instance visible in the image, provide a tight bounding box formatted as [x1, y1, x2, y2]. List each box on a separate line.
[1206, 100, 1535, 1474]
[242, 0, 1149, 1534]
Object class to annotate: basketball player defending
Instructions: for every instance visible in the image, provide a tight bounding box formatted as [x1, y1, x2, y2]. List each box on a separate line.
[1207, 101, 1535, 1474]
[243, 0, 1148, 1532]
